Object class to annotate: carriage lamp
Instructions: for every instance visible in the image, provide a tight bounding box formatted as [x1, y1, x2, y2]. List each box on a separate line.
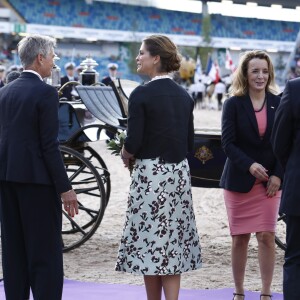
[45, 54, 61, 87]
[51, 54, 61, 87]
[79, 56, 99, 86]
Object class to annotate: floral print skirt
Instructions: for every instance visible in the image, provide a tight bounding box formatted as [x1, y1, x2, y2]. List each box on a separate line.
[115, 157, 202, 275]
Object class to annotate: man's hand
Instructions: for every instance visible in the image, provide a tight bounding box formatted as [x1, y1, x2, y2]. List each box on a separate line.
[61, 189, 78, 218]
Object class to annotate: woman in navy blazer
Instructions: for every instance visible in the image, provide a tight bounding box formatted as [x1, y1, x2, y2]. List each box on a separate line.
[220, 50, 283, 300]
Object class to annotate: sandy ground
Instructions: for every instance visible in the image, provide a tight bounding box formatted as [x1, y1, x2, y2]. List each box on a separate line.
[61, 106, 284, 293]
[0, 103, 285, 294]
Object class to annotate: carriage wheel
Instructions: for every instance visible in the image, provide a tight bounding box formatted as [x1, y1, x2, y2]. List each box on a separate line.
[80, 145, 111, 206]
[60, 146, 106, 252]
[275, 213, 286, 251]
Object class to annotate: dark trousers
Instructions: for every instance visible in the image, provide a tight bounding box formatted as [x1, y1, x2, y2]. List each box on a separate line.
[283, 215, 300, 300]
[0, 181, 63, 300]
[217, 93, 223, 110]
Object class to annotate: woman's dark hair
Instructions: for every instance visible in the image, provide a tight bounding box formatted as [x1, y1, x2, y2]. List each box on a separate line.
[143, 35, 181, 73]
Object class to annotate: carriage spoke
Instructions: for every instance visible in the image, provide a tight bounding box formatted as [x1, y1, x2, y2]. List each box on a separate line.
[78, 201, 98, 215]
[67, 164, 87, 182]
[62, 210, 87, 235]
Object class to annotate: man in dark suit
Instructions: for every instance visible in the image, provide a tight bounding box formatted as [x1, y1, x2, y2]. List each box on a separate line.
[0, 34, 78, 300]
[272, 77, 300, 300]
[60, 62, 78, 101]
[102, 62, 118, 86]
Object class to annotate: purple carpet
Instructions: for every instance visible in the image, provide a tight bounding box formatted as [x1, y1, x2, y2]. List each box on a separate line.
[0, 279, 283, 299]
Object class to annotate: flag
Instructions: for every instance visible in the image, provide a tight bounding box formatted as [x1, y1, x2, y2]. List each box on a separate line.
[225, 49, 236, 73]
[208, 60, 220, 83]
[193, 55, 202, 83]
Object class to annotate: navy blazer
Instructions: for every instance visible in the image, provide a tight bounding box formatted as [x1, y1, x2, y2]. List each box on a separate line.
[0, 72, 71, 193]
[124, 78, 194, 163]
[272, 78, 300, 215]
[220, 92, 283, 193]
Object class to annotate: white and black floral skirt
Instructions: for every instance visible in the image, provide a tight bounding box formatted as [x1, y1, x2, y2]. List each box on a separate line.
[115, 157, 202, 275]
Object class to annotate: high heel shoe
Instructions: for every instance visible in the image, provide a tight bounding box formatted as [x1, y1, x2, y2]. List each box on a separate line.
[260, 294, 272, 299]
[233, 292, 245, 300]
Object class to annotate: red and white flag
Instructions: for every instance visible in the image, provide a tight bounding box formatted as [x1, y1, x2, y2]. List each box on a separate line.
[225, 49, 236, 73]
[208, 60, 220, 83]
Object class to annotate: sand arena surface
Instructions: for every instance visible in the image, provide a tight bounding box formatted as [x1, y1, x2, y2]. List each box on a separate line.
[0, 108, 284, 293]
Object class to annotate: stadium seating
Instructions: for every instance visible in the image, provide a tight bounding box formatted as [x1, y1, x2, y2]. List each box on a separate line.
[8, 0, 299, 41]
[8, 0, 202, 35]
[212, 14, 299, 41]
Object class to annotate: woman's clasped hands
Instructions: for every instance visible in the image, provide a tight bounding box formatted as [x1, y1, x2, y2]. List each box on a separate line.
[266, 175, 281, 198]
[249, 162, 281, 197]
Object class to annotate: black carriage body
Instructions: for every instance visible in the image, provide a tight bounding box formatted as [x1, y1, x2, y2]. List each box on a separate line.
[188, 129, 225, 188]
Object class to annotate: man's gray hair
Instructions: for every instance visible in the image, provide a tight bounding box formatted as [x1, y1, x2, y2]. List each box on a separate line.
[17, 34, 56, 68]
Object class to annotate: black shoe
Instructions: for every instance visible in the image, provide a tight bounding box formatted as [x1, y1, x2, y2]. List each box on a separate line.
[260, 295, 272, 299]
[233, 293, 245, 300]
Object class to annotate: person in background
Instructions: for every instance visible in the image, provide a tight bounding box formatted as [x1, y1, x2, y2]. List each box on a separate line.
[189, 78, 205, 109]
[5, 70, 21, 84]
[102, 62, 118, 86]
[214, 79, 227, 110]
[75, 65, 84, 80]
[115, 34, 201, 300]
[102, 62, 120, 141]
[220, 50, 283, 300]
[0, 34, 78, 300]
[271, 77, 300, 300]
[0, 65, 6, 88]
[7, 64, 18, 73]
[60, 62, 78, 100]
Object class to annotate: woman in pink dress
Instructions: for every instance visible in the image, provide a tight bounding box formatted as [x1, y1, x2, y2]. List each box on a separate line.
[220, 50, 283, 300]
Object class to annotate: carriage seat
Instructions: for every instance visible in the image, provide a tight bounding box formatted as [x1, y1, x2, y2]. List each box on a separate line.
[75, 85, 127, 130]
[58, 101, 95, 143]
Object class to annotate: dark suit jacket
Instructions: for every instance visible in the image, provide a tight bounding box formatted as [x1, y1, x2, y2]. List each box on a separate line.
[101, 76, 113, 86]
[272, 78, 300, 215]
[60, 75, 78, 101]
[124, 78, 194, 163]
[220, 92, 283, 193]
[0, 72, 71, 193]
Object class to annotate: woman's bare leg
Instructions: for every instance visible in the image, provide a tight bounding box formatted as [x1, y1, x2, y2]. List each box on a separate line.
[144, 275, 162, 300]
[232, 234, 251, 299]
[161, 274, 180, 300]
[256, 231, 275, 299]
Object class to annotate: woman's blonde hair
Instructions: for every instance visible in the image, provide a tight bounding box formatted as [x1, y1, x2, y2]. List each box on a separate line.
[229, 50, 278, 97]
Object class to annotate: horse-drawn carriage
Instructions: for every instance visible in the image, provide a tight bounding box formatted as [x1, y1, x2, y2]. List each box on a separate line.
[55, 60, 286, 252]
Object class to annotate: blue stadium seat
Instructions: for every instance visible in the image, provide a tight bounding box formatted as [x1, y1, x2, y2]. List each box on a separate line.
[8, 0, 299, 41]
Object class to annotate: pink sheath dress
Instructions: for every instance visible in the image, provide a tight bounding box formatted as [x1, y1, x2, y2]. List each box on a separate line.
[224, 105, 281, 235]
